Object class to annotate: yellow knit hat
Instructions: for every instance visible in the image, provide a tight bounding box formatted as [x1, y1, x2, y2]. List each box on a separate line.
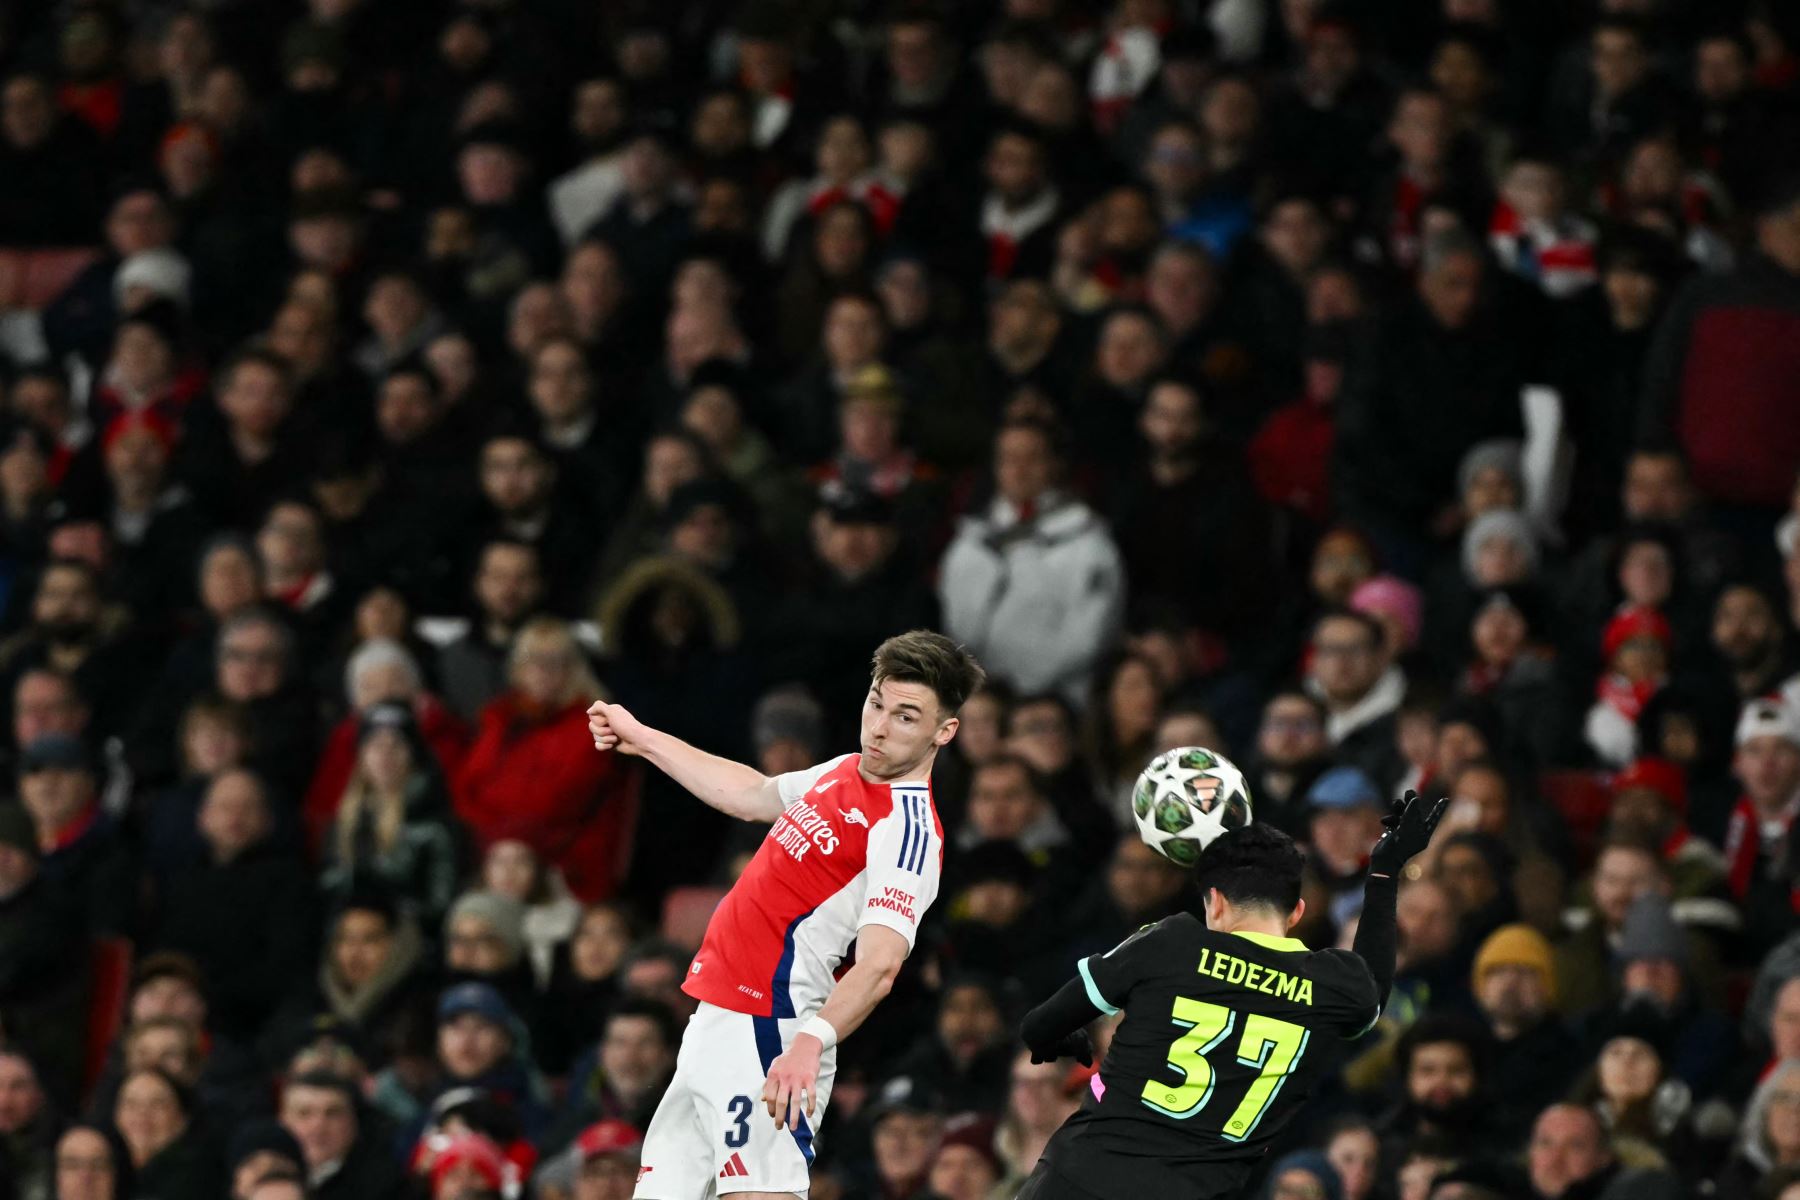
[1471, 923, 1558, 1005]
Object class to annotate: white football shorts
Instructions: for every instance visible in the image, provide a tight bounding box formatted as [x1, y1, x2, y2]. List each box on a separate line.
[634, 1002, 837, 1198]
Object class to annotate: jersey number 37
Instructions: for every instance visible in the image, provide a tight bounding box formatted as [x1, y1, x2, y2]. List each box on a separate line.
[1142, 997, 1309, 1141]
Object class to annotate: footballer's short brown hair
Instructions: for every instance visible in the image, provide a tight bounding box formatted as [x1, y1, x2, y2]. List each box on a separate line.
[871, 631, 985, 718]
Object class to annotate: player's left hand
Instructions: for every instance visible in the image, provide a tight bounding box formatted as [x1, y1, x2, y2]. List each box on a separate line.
[1028, 1029, 1094, 1067]
[1367, 790, 1448, 877]
[762, 1037, 823, 1131]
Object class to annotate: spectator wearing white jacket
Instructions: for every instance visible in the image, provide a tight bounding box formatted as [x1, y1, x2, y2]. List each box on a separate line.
[939, 419, 1125, 703]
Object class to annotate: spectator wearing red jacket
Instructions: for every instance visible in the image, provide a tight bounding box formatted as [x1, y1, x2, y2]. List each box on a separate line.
[1643, 175, 1800, 510]
[455, 618, 634, 902]
[1250, 320, 1352, 527]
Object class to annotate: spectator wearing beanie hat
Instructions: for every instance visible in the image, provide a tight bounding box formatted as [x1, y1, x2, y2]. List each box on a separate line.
[1261, 1149, 1342, 1200]
[1569, 996, 1698, 1166]
[1591, 893, 1735, 1100]
[411, 1086, 540, 1189]
[397, 983, 551, 1143]
[1556, 834, 1733, 1017]
[749, 684, 825, 776]
[442, 892, 535, 1017]
[226, 1117, 305, 1200]
[1586, 606, 1674, 767]
[1461, 510, 1540, 590]
[99, 404, 204, 625]
[929, 1112, 1007, 1200]
[1608, 758, 1732, 908]
[114, 245, 192, 313]
[1724, 698, 1800, 952]
[1351, 574, 1424, 661]
[303, 638, 470, 859]
[1455, 438, 1525, 526]
[528, 1117, 643, 1200]
[317, 698, 462, 928]
[866, 1073, 948, 1200]
[429, 1130, 514, 1199]
[1470, 924, 1581, 1134]
[1743, 976, 1800, 1119]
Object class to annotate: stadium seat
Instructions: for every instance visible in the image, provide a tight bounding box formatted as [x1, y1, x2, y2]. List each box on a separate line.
[1538, 770, 1613, 868]
[20, 247, 101, 309]
[661, 886, 729, 951]
[0, 250, 22, 307]
[83, 936, 133, 1096]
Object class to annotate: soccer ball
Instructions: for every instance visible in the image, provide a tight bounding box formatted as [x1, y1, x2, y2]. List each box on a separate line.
[1130, 746, 1253, 866]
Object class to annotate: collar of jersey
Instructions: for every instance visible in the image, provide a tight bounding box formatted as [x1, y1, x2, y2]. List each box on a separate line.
[1230, 930, 1309, 952]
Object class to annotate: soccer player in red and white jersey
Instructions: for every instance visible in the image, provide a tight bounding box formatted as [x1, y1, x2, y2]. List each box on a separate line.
[587, 630, 984, 1200]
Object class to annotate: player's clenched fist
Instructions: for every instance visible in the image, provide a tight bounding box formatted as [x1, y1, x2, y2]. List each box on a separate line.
[587, 701, 647, 755]
[761, 1039, 822, 1132]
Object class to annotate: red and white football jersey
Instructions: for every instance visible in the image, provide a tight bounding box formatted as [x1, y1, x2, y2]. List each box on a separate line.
[683, 753, 943, 1018]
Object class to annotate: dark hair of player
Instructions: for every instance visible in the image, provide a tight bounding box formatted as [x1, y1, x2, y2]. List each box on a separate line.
[1193, 823, 1305, 913]
[871, 630, 986, 717]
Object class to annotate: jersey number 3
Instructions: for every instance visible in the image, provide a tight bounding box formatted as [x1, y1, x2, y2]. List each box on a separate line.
[1141, 996, 1309, 1141]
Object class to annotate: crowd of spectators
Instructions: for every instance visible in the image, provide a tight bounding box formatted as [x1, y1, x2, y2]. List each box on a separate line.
[3, 0, 1800, 1198]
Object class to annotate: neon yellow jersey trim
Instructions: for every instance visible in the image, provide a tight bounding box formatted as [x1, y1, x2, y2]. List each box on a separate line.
[1230, 930, 1309, 953]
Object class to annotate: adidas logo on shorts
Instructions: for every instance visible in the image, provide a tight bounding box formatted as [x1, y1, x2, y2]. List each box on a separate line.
[719, 1152, 750, 1179]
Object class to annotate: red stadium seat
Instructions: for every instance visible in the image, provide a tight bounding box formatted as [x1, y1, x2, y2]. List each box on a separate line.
[0, 250, 24, 308]
[20, 247, 101, 309]
[661, 886, 729, 951]
[604, 776, 641, 897]
[1538, 769, 1613, 868]
[83, 936, 133, 1097]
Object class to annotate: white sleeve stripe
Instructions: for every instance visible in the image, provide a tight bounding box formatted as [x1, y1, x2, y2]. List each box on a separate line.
[905, 795, 919, 873]
[890, 790, 930, 875]
[896, 796, 915, 871]
[908, 793, 931, 873]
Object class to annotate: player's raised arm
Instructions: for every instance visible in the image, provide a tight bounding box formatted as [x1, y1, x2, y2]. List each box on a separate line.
[1353, 790, 1448, 1006]
[588, 700, 784, 822]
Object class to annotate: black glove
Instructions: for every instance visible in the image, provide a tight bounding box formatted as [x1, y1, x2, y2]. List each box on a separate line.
[1367, 790, 1448, 878]
[1028, 1029, 1094, 1066]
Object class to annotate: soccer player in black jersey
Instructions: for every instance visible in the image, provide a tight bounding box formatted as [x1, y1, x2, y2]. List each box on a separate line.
[1016, 791, 1445, 1200]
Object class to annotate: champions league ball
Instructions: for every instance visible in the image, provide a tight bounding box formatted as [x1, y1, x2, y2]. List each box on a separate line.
[1130, 746, 1253, 866]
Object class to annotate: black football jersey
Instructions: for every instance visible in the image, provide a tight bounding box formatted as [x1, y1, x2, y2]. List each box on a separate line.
[1039, 914, 1381, 1199]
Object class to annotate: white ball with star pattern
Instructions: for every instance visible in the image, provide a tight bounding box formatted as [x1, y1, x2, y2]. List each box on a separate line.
[1130, 746, 1253, 866]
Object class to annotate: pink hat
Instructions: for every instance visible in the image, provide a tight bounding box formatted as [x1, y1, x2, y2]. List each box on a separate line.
[1351, 575, 1423, 652]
